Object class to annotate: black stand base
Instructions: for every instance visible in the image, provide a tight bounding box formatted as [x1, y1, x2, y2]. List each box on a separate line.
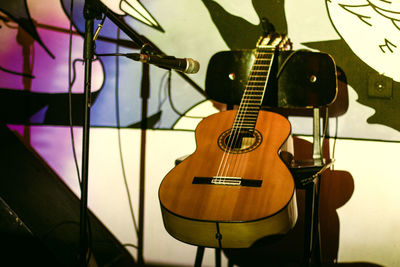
[195, 247, 221, 267]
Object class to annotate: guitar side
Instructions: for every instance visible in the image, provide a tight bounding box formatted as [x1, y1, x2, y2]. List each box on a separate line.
[159, 110, 297, 248]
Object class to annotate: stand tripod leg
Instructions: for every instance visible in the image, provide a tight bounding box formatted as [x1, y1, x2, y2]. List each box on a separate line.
[312, 177, 322, 266]
[302, 182, 315, 267]
[194, 246, 205, 267]
[302, 178, 322, 267]
[215, 248, 221, 267]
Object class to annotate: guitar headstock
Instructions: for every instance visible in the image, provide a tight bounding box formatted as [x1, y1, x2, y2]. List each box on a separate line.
[256, 34, 292, 51]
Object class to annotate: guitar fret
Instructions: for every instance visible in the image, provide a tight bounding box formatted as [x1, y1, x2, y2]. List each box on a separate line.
[234, 117, 258, 122]
[239, 105, 261, 109]
[237, 110, 259, 114]
[238, 104, 260, 108]
[247, 87, 266, 91]
[246, 90, 264, 94]
[241, 97, 262, 101]
[234, 119, 258, 123]
[234, 122, 254, 126]
[248, 86, 266, 89]
[233, 123, 257, 128]
[237, 109, 260, 113]
[244, 91, 263, 93]
[247, 86, 265, 89]
[231, 126, 255, 131]
[249, 72, 268, 75]
[248, 80, 267, 83]
[243, 102, 261, 106]
[249, 76, 268, 80]
[243, 97, 263, 99]
[236, 118, 258, 121]
[243, 98, 262, 101]
[237, 111, 259, 116]
[248, 85, 264, 87]
[243, 93, 263, 95]
[243, 94, 264, 98]
[241, 103, 262, 107]
[234, 114, 259, 119]
[235, 117, 258, 121]
[250, 73, 268, 76]
[236, 113, 259, 118]
[237, 109, 258, 112]
[235, 118, 258, 123]
[237, 109, 259, 117]
[249, 76, 267, 79]
[239, 104, 260, 107]
[243, 91, 264, 95]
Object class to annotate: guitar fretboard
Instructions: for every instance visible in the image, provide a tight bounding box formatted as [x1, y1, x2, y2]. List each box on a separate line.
[232, 47, 275, 132]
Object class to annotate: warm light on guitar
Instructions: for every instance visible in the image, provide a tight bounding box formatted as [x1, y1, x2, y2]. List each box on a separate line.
[158, 33, 297, 249]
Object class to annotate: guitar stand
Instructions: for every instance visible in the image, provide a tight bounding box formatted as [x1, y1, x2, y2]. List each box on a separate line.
[292, 162, 326, 267]
[194, 247, 221, 267]
[303, 174, 322, 267]
[291, 108, 334, 267]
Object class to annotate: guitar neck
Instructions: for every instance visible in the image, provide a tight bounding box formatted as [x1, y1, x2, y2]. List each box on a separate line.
[232, 46, 276, 132]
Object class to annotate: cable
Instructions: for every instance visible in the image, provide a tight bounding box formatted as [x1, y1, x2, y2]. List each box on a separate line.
[166, 71, 205, 119]
[152, 70, 170, 128]
[276, 49, 308, 79]
[114, 27, 140, 246]
[158, 70, 170, 111]
[71, 58, 85, 86]
[67, 0, 82, 187]
[0, 65, 35, 78]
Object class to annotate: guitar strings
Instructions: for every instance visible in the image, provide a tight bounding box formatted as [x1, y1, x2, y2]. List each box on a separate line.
[214, 55, 260, 179]
[216, 48, 267, 180]
[215, 47, 275, 181]
[228, 50, 274, 179]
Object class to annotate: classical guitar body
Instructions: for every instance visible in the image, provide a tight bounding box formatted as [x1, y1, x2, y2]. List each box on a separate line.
[159, 34, 297, 248]
[159, 110, 297, 248]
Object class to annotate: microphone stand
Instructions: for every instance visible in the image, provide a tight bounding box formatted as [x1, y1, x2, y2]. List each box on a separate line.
[79, 1, 206, 266]
[80, 1, 102, 266]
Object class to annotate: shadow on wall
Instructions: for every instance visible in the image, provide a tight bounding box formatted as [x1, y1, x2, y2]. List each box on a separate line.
[222, 137, 383, 267]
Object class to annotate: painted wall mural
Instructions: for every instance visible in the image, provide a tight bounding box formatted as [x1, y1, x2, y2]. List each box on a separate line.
[1, 0, 400, 140]
[0, 0, 205, 129]
[308, 0, 400, 139]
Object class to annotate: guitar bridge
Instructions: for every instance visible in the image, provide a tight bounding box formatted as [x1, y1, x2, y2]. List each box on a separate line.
[192, 176, 262, 187]
[211, 176, 242, 186]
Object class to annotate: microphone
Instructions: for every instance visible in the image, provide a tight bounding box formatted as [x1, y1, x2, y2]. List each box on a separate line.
[125, 53, 200, 74]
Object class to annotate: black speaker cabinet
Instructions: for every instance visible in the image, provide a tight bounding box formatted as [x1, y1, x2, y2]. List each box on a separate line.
[0, 123, 136, 267]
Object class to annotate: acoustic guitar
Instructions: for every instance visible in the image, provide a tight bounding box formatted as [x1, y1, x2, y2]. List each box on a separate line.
[159, 34, 297, 249]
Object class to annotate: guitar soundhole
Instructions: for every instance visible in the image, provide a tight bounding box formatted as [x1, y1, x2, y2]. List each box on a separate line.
[217, 129, 262, 154]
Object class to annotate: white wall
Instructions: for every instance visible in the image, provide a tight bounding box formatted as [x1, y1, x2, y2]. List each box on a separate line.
[29, 121, 400, 266]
